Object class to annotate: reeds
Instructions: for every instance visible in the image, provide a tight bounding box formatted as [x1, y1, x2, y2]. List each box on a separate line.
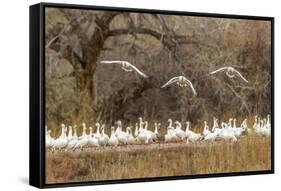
[46, 135, 271, 184]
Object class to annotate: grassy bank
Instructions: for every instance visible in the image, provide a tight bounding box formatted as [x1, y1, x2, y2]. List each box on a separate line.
[46, 135, 271, 184]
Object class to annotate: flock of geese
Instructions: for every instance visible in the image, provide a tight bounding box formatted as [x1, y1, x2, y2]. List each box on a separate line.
[98, 60, 249, 96]
[46, 115, 271, 151]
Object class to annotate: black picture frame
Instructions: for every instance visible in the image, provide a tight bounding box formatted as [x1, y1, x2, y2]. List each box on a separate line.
[29, 2, 274, 189]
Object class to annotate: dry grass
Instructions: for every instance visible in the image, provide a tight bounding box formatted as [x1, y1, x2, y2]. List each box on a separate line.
[46, 135, 271, 184]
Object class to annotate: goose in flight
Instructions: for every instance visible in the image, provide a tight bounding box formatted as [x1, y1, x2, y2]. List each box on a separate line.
[99, 60, 148, 78]
[161, 76, 197, 96]
[209, 66, 248, 83]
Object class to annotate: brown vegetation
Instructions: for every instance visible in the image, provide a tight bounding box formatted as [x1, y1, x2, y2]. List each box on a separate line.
[46, 135, 271, 184]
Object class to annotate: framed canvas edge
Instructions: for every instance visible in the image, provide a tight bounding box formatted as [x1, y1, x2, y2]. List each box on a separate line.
[29, 2, 275, 189]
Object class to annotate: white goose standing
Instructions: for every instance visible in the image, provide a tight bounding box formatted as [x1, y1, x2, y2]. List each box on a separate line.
[98, 124, 109, 147]
[202, 121, 211, 137]
[115, 120, 129, 144]
[109, 126, 119, 147]
[185, 121, 202, 142]
[46, 128, 54, 149]
[88, 126, 99, 147]
[174, 121, 186, 140]
[75, 123, 89, 150]
[52, 124, 68, 151]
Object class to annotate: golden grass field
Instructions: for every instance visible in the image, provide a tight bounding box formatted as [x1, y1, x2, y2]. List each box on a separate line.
[46, 135, 271, 184]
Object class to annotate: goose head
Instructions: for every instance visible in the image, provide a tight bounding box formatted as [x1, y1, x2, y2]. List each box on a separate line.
[61, 123, 66, 129]
[178, 76, 185, 83]
[128, 127, 133, 135]
[175, 121, 182, 129]
[226, 67, 235, 78]
[204, 121, 209, 130]
[126, 126, 130, 133]
[121, 62, 133, 72]
[111, 126, 115, 135]
[96, 123, 101, 132]
[267, 114, 270, 124]
[117, 120, 122, 129]
[254, 115, 258, 123]
[101, 125, 105, 134]
[47, 130, 52, 135]
[168, 119, 173, 127]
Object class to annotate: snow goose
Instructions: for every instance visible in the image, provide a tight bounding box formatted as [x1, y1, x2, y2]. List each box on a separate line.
[137, 128, 147, 144]
[109, 126, 119, 147]
[203, 131, 219, 142]
[67, 126, 73, 141]
[52, 124, 68, 151]
[219, 122, 237, 142]
[46, 129, 54, 149]
[66, 125, 78, 150]
[185, 121, 202, 142]
[232, 119, 246, 137]
[98, 124, 109, 146]
[209, 66, 248, 83]
[127, 127, 136, 144]
[94, 122, 101, 139]
[174, 121, 186, 140]
[161, 76, 197, 96]
[164, 129, 174, 142]
[99, 60, 148, 78]
[73, 125, 78, 140]
[253, 116, 258, 130]
[254, 117, 263, 135]
[202, 121, 211, 137]
[143, 121, 157, 143]
[260, 119, 270, 136]
[115, 121, 129, 144]
[211, 117, 220, 132]
[75, 123, 89, 150]
[88, 126, 99, 147]
[166, 119, 177, 141]
[265, 114, 271, 132]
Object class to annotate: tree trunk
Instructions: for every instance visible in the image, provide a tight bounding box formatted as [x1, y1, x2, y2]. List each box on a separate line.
[78, 12, 119, 102]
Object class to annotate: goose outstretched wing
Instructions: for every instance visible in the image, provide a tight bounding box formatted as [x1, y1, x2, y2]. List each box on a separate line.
[185, 79, 197, 96]
[209, 67, 229, 75]
[161, 77, 180, 88]
[233, 69, 249, 83]
[99, 60, 123, 65]
[126, 62, 148, 78]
